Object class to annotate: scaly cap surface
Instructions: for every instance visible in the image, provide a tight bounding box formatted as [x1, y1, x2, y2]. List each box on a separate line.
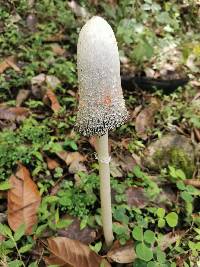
[75, 16, 128, 136]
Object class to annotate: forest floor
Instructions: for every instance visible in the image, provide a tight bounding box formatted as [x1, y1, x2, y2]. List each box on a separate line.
[0, 1, 200, 267]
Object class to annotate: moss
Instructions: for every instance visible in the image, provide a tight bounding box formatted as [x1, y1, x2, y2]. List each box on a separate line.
[153, 147, 195, 177]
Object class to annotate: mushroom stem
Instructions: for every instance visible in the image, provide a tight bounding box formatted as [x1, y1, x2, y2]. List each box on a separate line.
[96, 132, 114, 247]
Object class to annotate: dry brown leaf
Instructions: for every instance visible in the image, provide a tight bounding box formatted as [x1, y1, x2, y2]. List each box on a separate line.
[107, 241, 136, 263]
[135, 98, 160, 140]
[16, 90, 30, 107]
[45, 237, 111, 267]
[45, 33, 68, 42]
[46, 156, 60, 170]
[0, 107, 30, 122]
[184, 179, 200, 188]
[126, 187, 149, 208]
[8, 164, 41, 234]
[50, 43, 66, 56]
[0, 56, 20, 74]
[58, 216, 97, 244]
[43, 89, 61, 112]
[57, 151, 85, 166]
[159, 231, 185, 251]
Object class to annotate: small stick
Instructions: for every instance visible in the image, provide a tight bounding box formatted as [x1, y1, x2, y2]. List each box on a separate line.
[96, 132, 114, 247]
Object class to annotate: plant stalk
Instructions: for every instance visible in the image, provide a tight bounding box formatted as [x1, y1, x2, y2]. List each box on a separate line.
[96, 132, 114, 247]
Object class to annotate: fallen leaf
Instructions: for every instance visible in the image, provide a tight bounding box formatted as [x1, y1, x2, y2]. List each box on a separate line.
[8, 164, 41, 234]
[126, 187, 149, 208]
[184, 179, 200, 188]
[135, 98, 160, 140]
[158, 231, 185, 251]
[45, 237, 111, 267]
[0, 56, 20, 74]
[58, 216, 97, 244]
[45, 32, 68, 42]
[46, 75, 61, 90]
[0, 107, 30, 122]
[107, 240, 136, 263]
[193, 128, 200, 142]
[110, 158, 123, 178]
[68, 161, 87, 174]
[46, 156, 60, 170]
[118, 154, 136, 173]
[68, 0, 89, 18]
[57, 151, 85, 166]
[31, 73, 46, 98]
[16, 90, 30, 107]
[50, 43, 66, 56]
[43, 89, 61, 112]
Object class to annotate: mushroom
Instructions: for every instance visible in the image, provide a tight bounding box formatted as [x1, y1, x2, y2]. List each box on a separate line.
[75, 16, 128, 247]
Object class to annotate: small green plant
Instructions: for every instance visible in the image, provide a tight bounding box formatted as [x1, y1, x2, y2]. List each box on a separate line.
[0, 224, 34, 267]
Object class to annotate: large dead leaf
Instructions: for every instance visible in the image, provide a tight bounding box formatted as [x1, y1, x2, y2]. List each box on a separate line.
[8, 164, 41, 234]
[0, 56, 20, 74]
[107, 240, 136, 263]
[58, 216, 97, 244]
[135, 98, 160, 140]
[45, 237, 111, 267]
[0, 107, 30, 122]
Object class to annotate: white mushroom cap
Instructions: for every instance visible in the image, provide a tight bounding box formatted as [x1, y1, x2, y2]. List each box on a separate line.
[75, 16, 128, 136]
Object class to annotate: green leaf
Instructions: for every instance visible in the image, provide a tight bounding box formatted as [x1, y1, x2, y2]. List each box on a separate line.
[89, 241, 102, 253]
[157, 208, 165, 218]
[35, 224, 48, 236]
[156, 248, 166, 263]
[147, 262, 158, 267]
[56, 219, 73, 229]
[8, 260, 23, 267]
[136, 242, 153, 262]
[0, 181, 11, 190]
[0, 223, 12, 237]
[158, 218, 165, 228]
[144, 230, 156, 244]
[132, 226, 143, 241]
[4, 239, 15, 249]
[28, 262, 38, 267]
[132, 41, 154, 63]
[165, 212, 178, 227]
[19, 244, 33, 253]
[14, 224, 25, 242]
[180, 191, 193, 202]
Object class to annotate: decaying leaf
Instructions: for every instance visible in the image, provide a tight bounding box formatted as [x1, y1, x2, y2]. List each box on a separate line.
[0, 56, 20, 74]
[58, 216, 97, 244]
[126, 187, 149, 208]
[43, 89, 61, 112]
[107, 241, 136, 263]
[50, 43, 66, 56]
[8, 164, 41, 234]
[184, 179, 200, 188]
[158, 231, 185, 251]
[68, 0, 89, 18]
[0, 107, 30, 122]
[46, 156, 60, 170]
[57, 151, 85, 166]
[16, 90, 30, 107]
[135, 98, 160, 140]
[45, 237, 111, 267]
